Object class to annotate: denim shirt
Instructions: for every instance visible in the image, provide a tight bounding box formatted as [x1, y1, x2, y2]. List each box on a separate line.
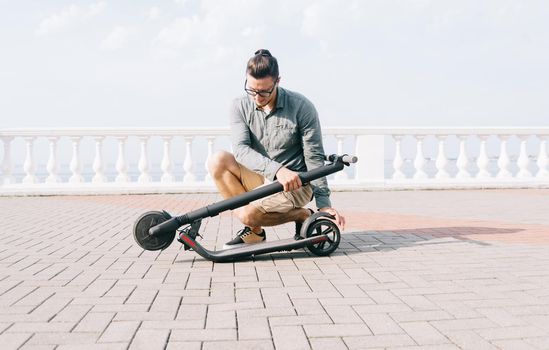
[230, 87, 332, 209]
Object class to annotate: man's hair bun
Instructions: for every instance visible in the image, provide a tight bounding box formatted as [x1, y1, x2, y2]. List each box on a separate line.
[254, 49, 272, 57]
[247, 49, 278, 79]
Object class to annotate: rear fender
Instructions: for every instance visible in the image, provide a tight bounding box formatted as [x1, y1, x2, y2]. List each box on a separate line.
[299, 211, 336, 239]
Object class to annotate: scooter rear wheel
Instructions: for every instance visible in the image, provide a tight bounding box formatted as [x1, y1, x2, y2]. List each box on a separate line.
[305, 218, 340, 256]
[133, 211, 175, 251]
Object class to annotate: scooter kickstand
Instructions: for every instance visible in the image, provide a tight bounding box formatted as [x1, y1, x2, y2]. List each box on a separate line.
[177, 220, 203, 250]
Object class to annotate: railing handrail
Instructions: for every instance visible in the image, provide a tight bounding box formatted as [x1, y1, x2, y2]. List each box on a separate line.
[0, 127, 230, 137]
[323, 127, 549, 135]
[2, 126, 549, 137]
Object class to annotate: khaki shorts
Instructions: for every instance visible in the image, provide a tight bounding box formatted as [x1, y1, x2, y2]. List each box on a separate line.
[238, 163, 313, 213]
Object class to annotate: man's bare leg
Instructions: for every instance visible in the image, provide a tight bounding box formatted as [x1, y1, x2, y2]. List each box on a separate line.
[208, 151, 312, 232]
[238, 205, 311, 228]
[208, 151, 265, 233]
[208, 151, 247, 199]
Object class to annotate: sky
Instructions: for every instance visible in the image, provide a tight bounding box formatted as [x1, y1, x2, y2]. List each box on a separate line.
[1, 0, 549, 129]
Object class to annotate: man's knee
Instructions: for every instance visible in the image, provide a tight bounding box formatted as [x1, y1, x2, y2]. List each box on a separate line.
[237, 206, 263, 227]
[208, 151, 237, 178]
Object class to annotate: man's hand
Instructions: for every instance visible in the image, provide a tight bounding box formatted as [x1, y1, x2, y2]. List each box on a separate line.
[318, 207, 346, 230]
[276, 167, 302, 192]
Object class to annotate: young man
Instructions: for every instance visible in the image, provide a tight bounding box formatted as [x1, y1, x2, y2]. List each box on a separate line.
[208, 49, 345, 249]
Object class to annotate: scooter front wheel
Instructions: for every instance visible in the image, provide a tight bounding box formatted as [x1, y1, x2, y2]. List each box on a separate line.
[133, 211, 175, 251]
[305, 218, 340, 256]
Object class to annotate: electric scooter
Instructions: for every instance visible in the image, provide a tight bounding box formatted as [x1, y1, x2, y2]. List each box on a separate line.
[133, 154, 357, 262]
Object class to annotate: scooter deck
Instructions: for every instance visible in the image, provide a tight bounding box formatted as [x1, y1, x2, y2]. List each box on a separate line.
[179, 234, 329, 262]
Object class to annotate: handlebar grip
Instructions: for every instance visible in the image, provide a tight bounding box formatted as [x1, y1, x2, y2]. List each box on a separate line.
[148, 217, 180, 236]
[325, 154, 358, 164]
[342, 155, 358, 163]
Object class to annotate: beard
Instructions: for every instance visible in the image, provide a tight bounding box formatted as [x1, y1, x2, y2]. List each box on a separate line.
[254, 94, 275, 109]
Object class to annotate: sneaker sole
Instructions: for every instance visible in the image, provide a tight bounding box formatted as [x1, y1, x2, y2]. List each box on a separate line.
[222, 243, 246, 250]
[222, 241, 266, 250]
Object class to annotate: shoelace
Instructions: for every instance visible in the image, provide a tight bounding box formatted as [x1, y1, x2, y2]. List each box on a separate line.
[236, 228, 252, 238]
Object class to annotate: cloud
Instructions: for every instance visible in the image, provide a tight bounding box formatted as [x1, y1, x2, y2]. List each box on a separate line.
[89, 2, 107, 16]
[151, 0, 283, 61]
[152, 13, 231, 61]
[100, 26, 136, 51]
[148, 6, 161, 21]
[36, 2, 106, 36]
[155, 16, 201, 49]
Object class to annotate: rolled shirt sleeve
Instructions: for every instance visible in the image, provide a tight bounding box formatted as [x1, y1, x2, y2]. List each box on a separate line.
[298, 103, 332, 209]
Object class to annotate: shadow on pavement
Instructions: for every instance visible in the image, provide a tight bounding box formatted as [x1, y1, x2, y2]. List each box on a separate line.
[177, 226, 525, 263]
[340, 226, 525, 252]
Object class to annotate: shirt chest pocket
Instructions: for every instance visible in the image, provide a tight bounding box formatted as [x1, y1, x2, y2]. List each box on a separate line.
[271, 124, 299, 149]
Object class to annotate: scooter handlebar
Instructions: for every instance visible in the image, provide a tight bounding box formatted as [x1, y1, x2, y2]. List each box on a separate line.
[149, 217, 181, 236]
[325, 154, 358, 164]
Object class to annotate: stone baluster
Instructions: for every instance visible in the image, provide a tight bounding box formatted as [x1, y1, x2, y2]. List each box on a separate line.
[160, 136, 175, 183]
[516, 135, 532, 178]
[476, 135, 491, 179]
[183, 136, 196, 183]
[69, 136, 84, 183]
[204, 136, 215, 182]
[413, 135, 428, 179]
[456, 135, 471, 179]
[497, 135, 512, 178]
[1, 136, 15, 185]
[115, 136, 130, 183]
[22, 137, 37, 184]
[138, 136, 152, 183]
[45, 136, 61, 183]
[434, 135, 449, 179]
[334, 135, 348, 181]
[92, 136, 107, 183]
[392, 135, 405, 179]
[536, 135, 549, 179]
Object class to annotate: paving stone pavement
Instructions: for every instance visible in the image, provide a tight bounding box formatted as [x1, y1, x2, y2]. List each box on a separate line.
[1, 189, 549, 350]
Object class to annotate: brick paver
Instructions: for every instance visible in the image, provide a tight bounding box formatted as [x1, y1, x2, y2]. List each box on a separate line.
[1, 189, 549, 349]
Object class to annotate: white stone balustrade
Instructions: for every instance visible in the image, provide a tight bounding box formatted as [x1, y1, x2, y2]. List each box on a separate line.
[204, 136, 216, 183]
[517, 136, 533, 178]
[137, 136, 152, 183]
[92, 136, 107, 183]
[160, 136, 175, 183]
[46, 137, 60, 184]
[455, 135, 471, 179]
[69, 136, 84, 183]
[22, 137, 37, 184]
[115, 136, 130, 183]
[1, 127, 549, 195]
[183, 136, 196, 183]
[1, 136, 14, 185]
[392, 135, 406, 180]
[497, 136, 512, 179]
[435, 135, 450, 179]
[476, 135, 491, 179]
[538, 136, 549, 179]
[413, 135, 428, 179]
